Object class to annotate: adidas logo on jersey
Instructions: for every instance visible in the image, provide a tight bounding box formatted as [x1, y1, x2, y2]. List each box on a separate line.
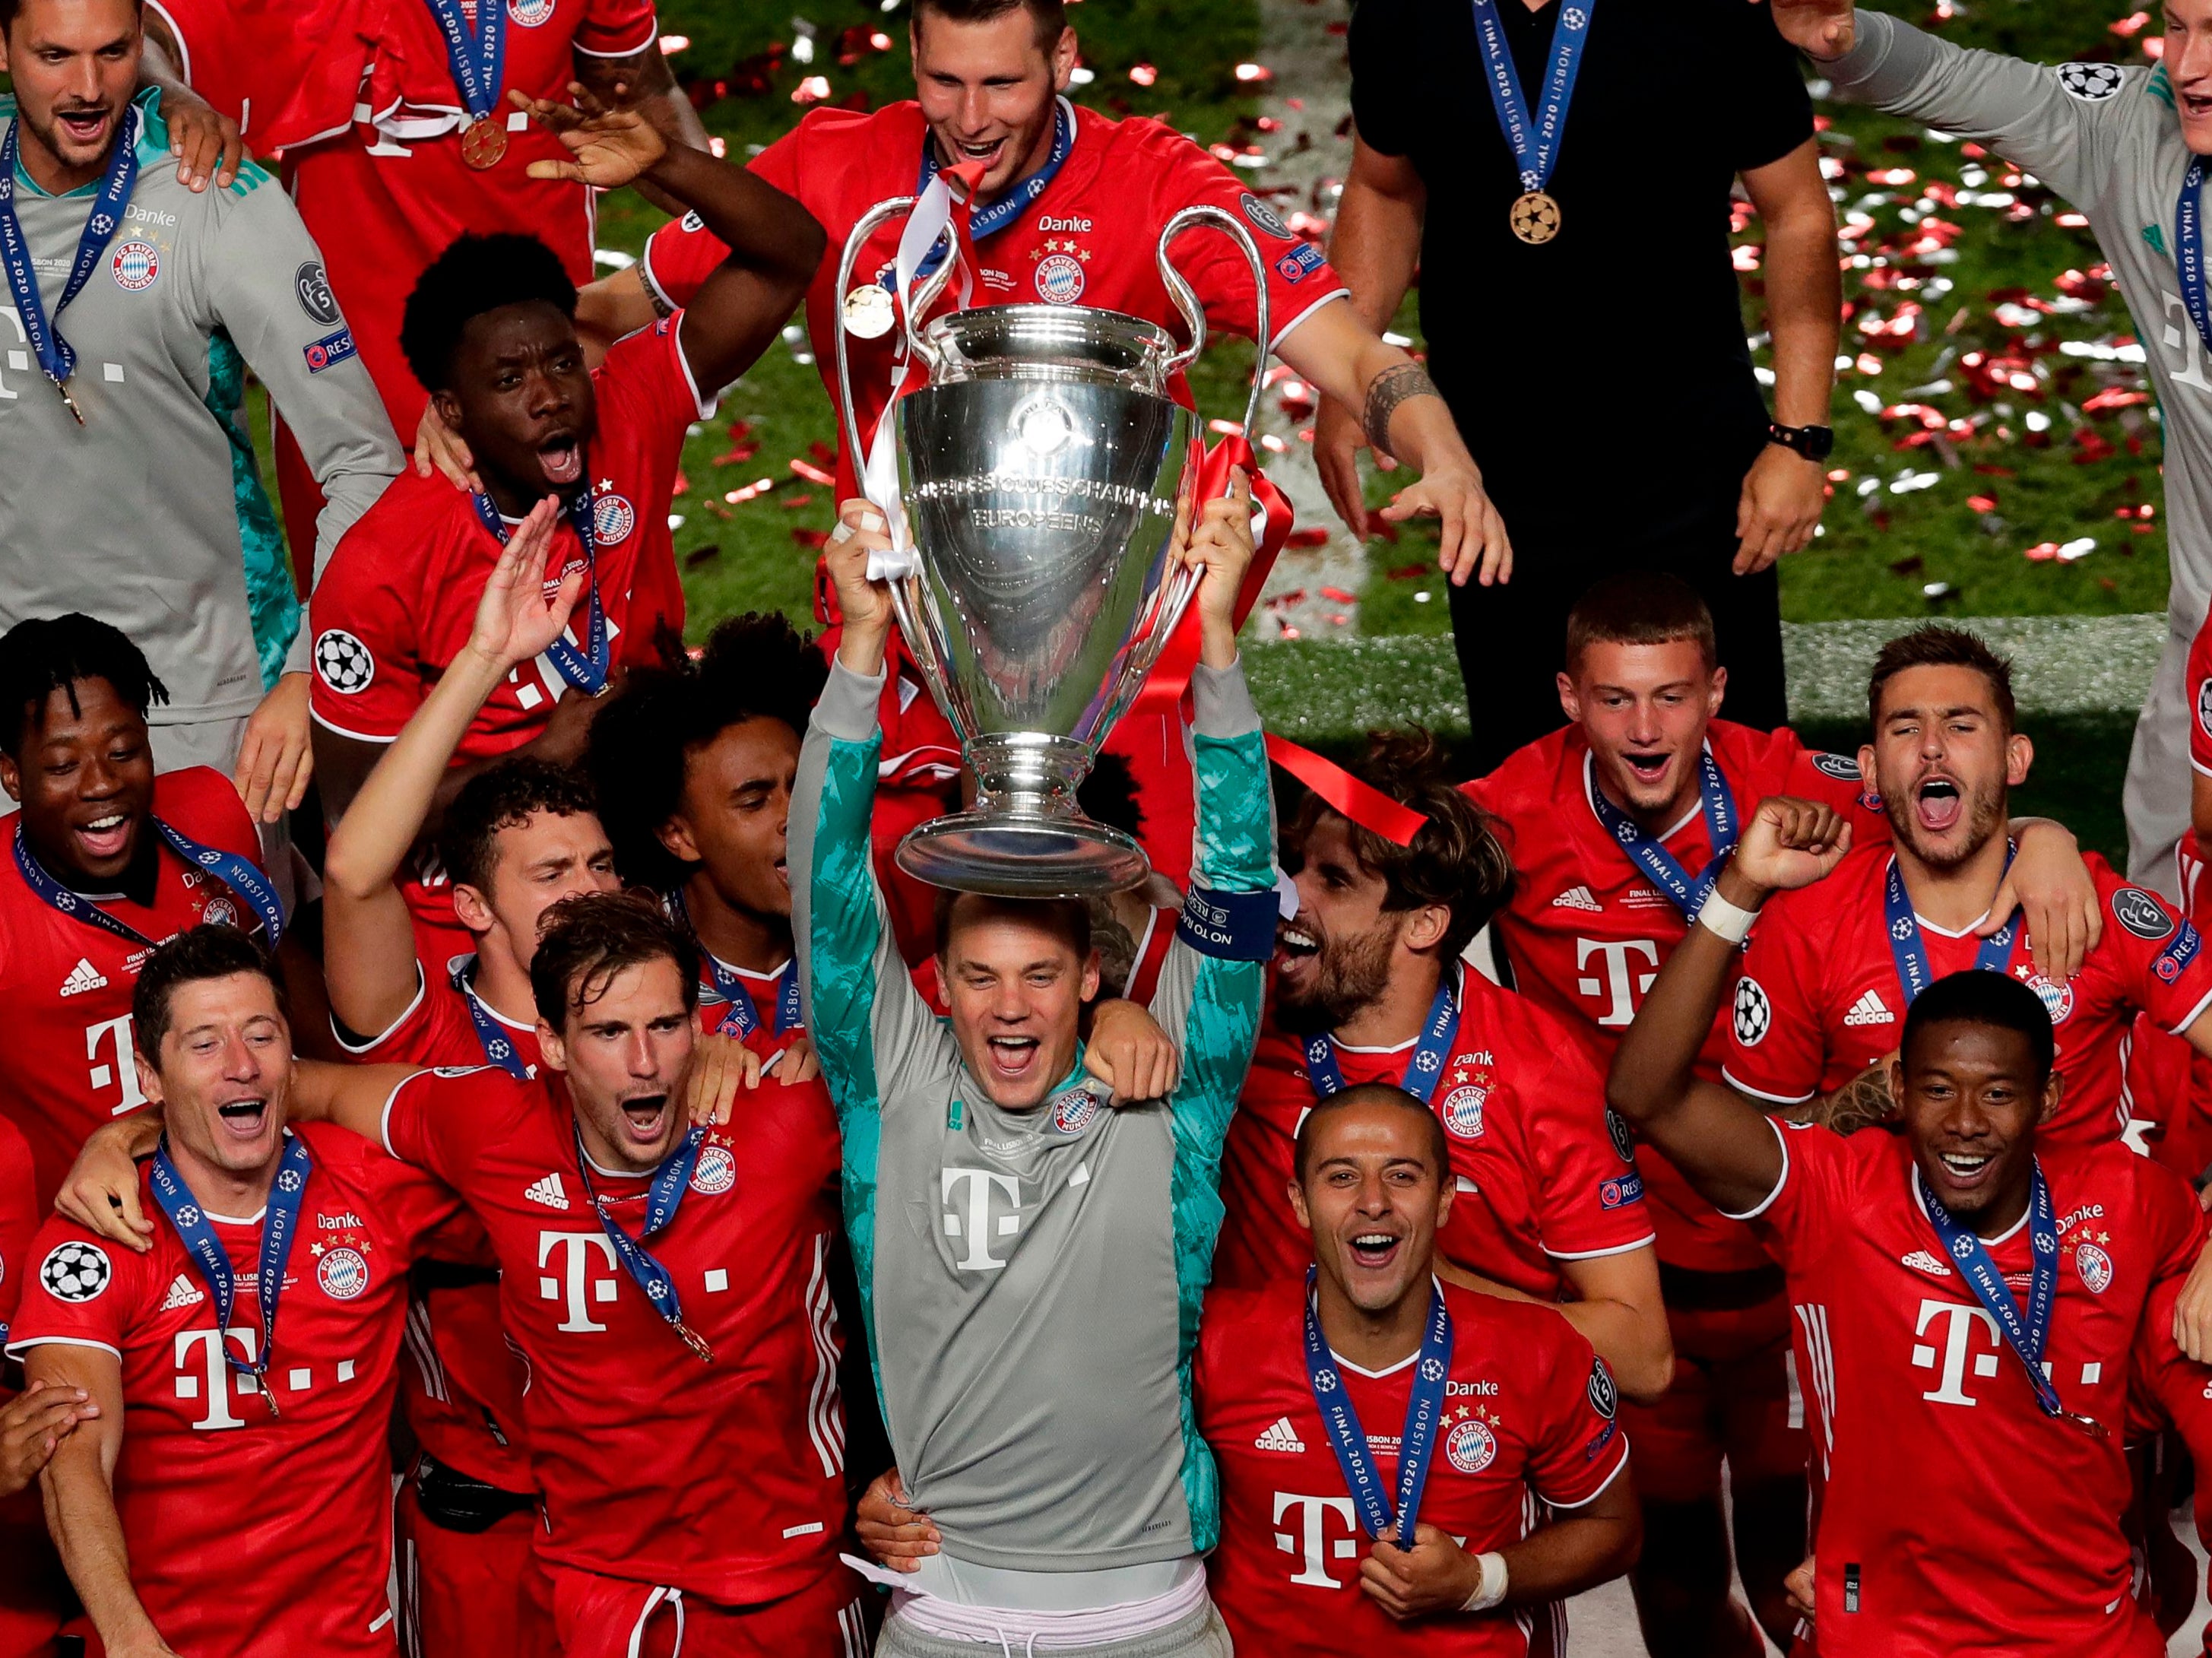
[159, 1273, 205, 1311]
[1549, 886, 1602, 912]
[1843, 990, 1896, 1027]
[59, 958, 109, 997]
[1901, 1250, 1952, 1277]
[1254, 1416, 1306, 1454]
[524, 1173, 570, 1210]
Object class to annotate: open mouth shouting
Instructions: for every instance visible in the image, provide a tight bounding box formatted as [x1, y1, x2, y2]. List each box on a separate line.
[215, 1095, 271, 1143]
[948, 133, 1009, 173]
[1275, 916, 1321, 978]
[53, 104, 113, 151]
[984, 1031, 1043, 1085]
[1618, 749, 1674, 791]
[537, 432, 584, 489]
[1345, 1226, 1404, 1274]
[1915, 772, 1964, 835]
[616, 1091, 673, 1149]
[73, 808, 132, 866]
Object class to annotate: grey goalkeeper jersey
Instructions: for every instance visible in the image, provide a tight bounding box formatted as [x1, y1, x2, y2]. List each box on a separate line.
[791, 655, 1275, 1574]
[1824, 15, 2212, 886]
[0, 90, 398, 728]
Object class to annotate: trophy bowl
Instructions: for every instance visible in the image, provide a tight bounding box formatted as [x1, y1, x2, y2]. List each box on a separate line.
[834, 203, 1268, 898]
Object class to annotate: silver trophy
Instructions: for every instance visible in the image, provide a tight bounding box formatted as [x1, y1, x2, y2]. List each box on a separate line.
[833, 200, 1269, 898]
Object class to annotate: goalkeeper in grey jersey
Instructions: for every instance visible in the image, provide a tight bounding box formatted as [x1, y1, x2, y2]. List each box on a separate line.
[1771, 0, 2212, 899]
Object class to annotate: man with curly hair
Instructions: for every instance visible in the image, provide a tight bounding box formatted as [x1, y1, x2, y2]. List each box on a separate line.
[1212, 727, 1673, 1410]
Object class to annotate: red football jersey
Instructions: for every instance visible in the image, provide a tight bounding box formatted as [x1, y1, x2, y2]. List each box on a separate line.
[0, 767, 265, 1210]
[641, 98, 1348, 503]
[1464, 719, 1886, 1274]
[309, 319, 700, 930]
[279, 0, 657, 436]
[1198, 1279, 1627, 1658]
[339, 956, 540, 1496]
[1725, 848, 2212, 1148]
[1745, 1122, 2198, 1655]
[5, 1124, 461, 1658]
[1213, 968, 1653, 1298]
[381, 1065, 845, 1601]
[0, 1112, 65, 1658]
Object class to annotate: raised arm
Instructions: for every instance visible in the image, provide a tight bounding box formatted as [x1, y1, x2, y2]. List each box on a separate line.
[788, 505, 952, 1126]
[521, 96, 825, 396]
[1771, 3, 2126, 206]
[1608, 797, 1852, 1216]
[322, 501, 579, 1041]
[24, 1346, 172, 1658]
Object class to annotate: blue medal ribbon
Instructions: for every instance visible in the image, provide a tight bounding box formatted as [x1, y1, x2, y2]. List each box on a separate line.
[1882, 848, 2015, 1006]
[14, 819, 285, 949]
[149, 1130, 312, 1419]
[2178, 157, 2212, 353]
[570, 1121, 716, 1363]
[1469, 0, 1593, 196]
[423, 0, 505, 124]
[1920, 1162, 2104, 1435]
[1585, 749, 1738, 921]
[0, 103, 140, 419]
[1302, 1266, 1454, 1542]
[1301, 977, 1458, 1105]
[890, 98, 1075, 293]
[667, 889, 801, 1040]
[452, 958, 531, 1079]
[470, 490, 608, 694]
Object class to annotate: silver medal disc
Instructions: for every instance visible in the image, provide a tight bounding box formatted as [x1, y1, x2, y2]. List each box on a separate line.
[843, 283, 895, 341]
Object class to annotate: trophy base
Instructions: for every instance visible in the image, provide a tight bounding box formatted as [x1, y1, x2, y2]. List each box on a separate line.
[895, 810, 1151, 899]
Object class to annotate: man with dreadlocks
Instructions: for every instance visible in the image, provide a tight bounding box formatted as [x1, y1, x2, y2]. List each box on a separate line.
[0, 614, 280, 1211]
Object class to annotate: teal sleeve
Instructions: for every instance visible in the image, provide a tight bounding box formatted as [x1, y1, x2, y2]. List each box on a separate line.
[1153, 656, 1274, 1552]
[204, 330, 298, 690]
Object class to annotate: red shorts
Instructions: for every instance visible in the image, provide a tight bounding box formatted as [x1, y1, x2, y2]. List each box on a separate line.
[1621, 1286, 1805, 1506]
[547, 1560, 870, 1658]
[395, 1480, 558, 1658]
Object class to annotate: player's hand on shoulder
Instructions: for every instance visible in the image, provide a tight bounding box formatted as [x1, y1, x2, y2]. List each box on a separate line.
[855, 1469, 940, 1572]
[775, 1035, 822, 1086]
[1987, 820, 2099, 985]
[685, 1032, 765, 1129]
[1730, 796, 1851, 899]
[1361, 1522, 1484, 1621]
[1767, 0, 1857, 60]
[414, 400, 481, 493]
[163, 81, 243, 193]
[55, 1121, 160, 1251]
[1085, 998, 1180, 1105]
[466, 496, 585, 674]
[520, 84, 667, 190]
[0, 1380, 99, 1499]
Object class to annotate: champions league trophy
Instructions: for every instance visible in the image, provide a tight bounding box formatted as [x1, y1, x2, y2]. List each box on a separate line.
[833, 198, 1269, 899]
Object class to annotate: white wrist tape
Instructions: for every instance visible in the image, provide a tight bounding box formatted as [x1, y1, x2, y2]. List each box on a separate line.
[1463, 1552, 1509, 1612]
[1696, 888, 1759, 946]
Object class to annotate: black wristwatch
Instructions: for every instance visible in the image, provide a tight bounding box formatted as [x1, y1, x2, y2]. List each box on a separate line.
[1767, 420, 1835, 462]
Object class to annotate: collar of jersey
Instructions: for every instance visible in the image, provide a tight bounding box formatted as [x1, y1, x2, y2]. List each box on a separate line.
[1909, 1162, 2033, 1246]
[953, 1047, 1088, 1127]
[1885, 854, 1998, 940]
[6, 87, 165, 199]
[1580, 746, 1710, 848]
[1326, 962, 1463, 1055]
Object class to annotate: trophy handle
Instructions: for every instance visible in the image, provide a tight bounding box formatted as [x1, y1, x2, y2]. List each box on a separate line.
[830, 195, 960, 480]
[1156, 204, 1270, 443]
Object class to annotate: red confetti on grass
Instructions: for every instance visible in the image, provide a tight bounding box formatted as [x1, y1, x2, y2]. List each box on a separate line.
[1283, 528, 1330, 549]
[789, 458, 835, 486]
[792, 528, 830, 548]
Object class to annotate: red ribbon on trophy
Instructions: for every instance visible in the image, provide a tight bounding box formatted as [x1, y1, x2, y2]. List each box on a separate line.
[1261, 734, 1431, 848]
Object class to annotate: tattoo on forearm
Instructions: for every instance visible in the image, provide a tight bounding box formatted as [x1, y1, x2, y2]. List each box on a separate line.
[1362, 361, 1439, 453]
[1784, 1067, 1897, 1137]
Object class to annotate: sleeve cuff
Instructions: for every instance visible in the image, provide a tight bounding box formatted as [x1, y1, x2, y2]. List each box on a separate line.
[816, 658, 888, 741]
[1191, 656, 1260, 739]
[1716, 1117, 1792, 1221]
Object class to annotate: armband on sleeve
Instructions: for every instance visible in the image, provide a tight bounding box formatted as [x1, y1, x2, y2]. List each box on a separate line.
[1176, 886, 1279, 960]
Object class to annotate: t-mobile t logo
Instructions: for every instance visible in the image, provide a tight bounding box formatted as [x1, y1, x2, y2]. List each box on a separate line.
[538, 1232, 620, 1332]
[1576, 938, 1659, 1027]
[85, 1014, 147, 1113]
[1911, 1298, 2004, 1406]
[1272, 1492, 1358, 1587]
[174, 1326, 259, 1431]
[940, 1168, 1023, 1271]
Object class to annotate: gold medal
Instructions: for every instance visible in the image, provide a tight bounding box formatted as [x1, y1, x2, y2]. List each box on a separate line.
[841, 282, 895, 341]
[1510, 191, 1561, 246]
[459, 116, 508, 170]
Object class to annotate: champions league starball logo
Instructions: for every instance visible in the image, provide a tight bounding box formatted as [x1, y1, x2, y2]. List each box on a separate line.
[314, 629, 376, 695]
[278, 1168, 304, 1195]
[40, 1241, 110, 1304]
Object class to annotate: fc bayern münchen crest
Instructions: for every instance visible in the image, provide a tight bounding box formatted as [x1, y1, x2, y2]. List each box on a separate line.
[317, 1246, 370, 1300]
[1445, 1415, 1497, 1473]
[2021, 971, 2074, 1025]
[110, 241, 158, 291]
[2074, 1241, 2113, 1294]
[201, 896, 239, 929]
[690, 1143, 737, 1196]
[509, 0, 555, 21]
[1034, 252, 1085, 304]
[1052, 1086, 1098, 1134]
[1440, 1083, 1487, 1140]
[591, 492, 637, 546]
